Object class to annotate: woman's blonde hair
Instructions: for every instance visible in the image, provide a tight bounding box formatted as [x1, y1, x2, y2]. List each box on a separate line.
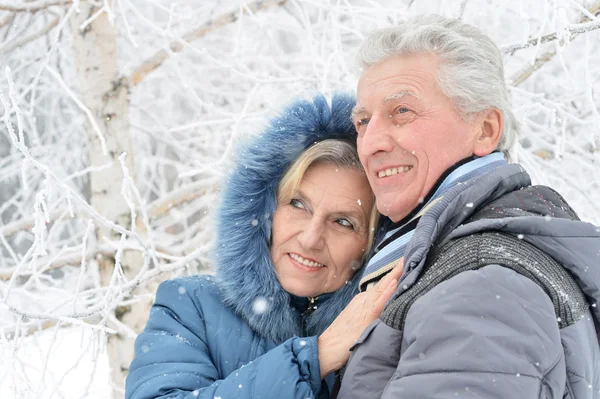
[276, 139, 379, 259]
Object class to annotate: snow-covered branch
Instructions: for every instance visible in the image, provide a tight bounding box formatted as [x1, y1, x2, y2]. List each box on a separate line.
[128, 0, 289, 86]
[0, 0, 71, 12]
[502, 3, 600, 55]
[508, 1, 600, 86]
[0, 12, 60, 54]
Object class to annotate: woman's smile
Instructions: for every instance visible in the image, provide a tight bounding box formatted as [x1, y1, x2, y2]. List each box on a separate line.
[288, 253, 325, 269]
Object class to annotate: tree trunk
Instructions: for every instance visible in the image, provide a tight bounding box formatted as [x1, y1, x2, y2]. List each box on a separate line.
[69, 2, 151, 396]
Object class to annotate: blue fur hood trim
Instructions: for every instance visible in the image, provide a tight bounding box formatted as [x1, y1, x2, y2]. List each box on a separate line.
[214, 94, 363, 343]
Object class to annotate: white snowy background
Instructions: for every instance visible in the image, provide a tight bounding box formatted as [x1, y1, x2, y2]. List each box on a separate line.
[0, 0, 599, 398]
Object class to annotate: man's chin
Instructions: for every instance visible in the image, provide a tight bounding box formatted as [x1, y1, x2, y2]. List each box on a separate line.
[377, 196, 421, 223]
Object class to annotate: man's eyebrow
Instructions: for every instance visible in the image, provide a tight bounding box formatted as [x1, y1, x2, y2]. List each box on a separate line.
[383, 90, 419, 104]
[351, 105, 366, 116]
[352, 90, 419, 116]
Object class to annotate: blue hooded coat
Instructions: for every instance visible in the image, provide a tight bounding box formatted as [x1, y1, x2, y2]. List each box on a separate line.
[125, 94, 361, 399]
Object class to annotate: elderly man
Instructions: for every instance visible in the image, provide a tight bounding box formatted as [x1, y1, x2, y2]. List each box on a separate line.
[335, 15, 600, 398]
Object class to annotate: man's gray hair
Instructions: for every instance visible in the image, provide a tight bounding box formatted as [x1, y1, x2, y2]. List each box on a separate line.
[357, 14, 519, 158]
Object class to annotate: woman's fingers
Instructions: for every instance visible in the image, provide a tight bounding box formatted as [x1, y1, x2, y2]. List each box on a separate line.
[388, 258, 405, 280]
[316, 260, 405, 376]
[368, 258, 404, 315]
[373, 258, 404, 295]
[370, 277, 398, 316]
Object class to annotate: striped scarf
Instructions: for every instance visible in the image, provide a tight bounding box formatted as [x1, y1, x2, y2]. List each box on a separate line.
[360, 152, 507, 290]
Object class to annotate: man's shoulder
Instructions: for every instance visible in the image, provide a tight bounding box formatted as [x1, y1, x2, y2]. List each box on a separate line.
[383, 231, 588, 332]
[469, 184, 579, 222]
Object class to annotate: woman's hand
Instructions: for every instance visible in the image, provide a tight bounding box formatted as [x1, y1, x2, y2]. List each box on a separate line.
[317, 259, 404, 378]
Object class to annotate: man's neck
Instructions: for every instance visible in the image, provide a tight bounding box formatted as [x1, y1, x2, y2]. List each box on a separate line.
[389, 154, 482, 229]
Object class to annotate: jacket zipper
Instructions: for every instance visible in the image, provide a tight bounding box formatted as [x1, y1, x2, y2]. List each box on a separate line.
[301, 296, 318, 335]
[302, 296, 318, 316]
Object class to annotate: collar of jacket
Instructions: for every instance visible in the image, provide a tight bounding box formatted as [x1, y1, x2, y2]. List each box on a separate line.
[289, 293, 333, 318]
[213, 93, 363, 343]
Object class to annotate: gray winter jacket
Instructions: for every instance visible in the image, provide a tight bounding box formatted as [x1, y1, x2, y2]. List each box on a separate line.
[337, 163, 600, 398]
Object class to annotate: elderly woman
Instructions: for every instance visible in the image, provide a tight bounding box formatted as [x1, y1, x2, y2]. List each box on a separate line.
[124, 94, 401, 399]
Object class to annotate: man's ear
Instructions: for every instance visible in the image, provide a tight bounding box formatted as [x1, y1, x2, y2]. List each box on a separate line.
[473, 109, 503, 156]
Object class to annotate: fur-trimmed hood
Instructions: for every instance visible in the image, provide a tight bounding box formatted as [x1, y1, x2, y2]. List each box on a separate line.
[214, 93, 362, 343]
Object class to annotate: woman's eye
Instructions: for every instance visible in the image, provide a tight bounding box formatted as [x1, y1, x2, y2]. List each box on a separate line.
[336, 218, 354, 229]
[290, 199, 304, 209]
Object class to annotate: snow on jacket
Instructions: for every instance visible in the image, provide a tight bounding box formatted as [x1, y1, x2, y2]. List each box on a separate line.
[337, 163, 600, 398]
[125, 94, 362, 399]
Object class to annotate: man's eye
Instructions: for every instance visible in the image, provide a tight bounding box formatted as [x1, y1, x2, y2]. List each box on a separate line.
[355, 118, 369, 128]
[290, 199, 305, 209]
[396, 107, 410, 114]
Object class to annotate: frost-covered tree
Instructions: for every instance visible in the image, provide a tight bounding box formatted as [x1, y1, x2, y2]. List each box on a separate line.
[0, 0, 598, 397]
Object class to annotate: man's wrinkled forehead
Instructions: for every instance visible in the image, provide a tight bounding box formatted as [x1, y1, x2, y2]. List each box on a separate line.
[352, 90, 419, 116]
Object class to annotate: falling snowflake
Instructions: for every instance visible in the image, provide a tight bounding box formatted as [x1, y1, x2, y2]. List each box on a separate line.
[252, 297, 269, 315]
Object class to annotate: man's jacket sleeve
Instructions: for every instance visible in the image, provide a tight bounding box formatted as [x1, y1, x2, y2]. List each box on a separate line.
[339, 264, 566, 398]
[125, 279, 323, 399]
[381, 264, 566, 397]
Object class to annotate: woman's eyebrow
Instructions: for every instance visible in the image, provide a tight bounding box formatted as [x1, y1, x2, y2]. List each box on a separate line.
[333, 207, 367, 222]
[293, 189, 311, 208]
[295, 189, 308, 199]
[297, 189, 366, 220]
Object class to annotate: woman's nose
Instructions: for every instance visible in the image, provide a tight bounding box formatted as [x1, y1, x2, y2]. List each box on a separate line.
[297, 218, 325, 250]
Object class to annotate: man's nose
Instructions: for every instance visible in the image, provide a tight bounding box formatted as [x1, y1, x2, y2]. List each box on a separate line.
[297, 217, 325, 250]
[358, 115, 396, 157]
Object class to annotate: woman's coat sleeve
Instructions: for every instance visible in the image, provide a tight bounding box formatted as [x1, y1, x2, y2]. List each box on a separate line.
[125, 279, 323, 399]
[381, 264, 566, 398]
